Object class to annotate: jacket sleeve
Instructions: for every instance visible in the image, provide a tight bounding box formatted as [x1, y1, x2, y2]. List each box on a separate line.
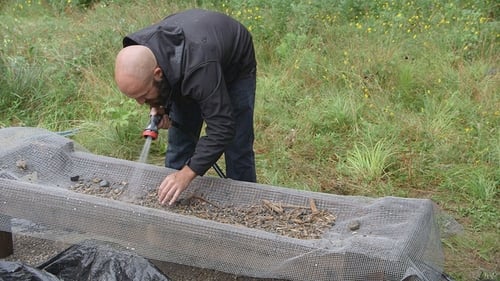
[182, 61, 235, 176]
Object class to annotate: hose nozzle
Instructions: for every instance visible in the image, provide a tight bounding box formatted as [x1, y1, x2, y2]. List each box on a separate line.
[142, 114, 162, 140]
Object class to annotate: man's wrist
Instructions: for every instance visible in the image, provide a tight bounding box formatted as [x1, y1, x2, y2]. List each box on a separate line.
[180, 165, 197, 181]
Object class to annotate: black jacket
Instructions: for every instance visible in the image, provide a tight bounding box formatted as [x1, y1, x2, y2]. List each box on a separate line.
[123, 9, 256, 176]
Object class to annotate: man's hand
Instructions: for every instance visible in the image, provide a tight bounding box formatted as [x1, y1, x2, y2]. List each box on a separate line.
[150, 107, 171, 129]
[158, 166, 197, 205]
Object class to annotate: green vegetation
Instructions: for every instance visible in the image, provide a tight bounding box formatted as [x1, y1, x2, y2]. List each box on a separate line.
[1, 0, 498, 280]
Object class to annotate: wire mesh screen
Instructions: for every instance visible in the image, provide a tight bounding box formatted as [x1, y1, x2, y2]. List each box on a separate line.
[0, 127, 444, 281]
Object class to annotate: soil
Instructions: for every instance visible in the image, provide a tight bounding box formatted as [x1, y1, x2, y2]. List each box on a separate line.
[68, 177, 336, 240]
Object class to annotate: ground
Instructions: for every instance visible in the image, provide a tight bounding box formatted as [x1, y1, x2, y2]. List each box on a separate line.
[2, 234, 286, 281]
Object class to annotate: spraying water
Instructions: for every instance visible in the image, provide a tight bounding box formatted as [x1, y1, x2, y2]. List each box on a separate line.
[120, 114, 160, 202]
[120, 136, 153, 202]
[138, 136, 153, 163]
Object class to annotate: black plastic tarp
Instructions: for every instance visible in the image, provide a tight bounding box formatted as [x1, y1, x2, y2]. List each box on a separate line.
[0, 261, 61, 281]
[0, 240, 172, 281]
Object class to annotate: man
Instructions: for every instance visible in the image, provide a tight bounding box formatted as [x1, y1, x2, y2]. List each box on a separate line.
[114, 9, 257, 206]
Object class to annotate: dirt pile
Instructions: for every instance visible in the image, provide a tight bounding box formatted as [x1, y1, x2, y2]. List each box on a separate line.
[69, 176, 336, 240]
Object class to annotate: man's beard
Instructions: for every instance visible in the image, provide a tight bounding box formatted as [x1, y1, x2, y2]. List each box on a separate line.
[148, 78, 171, 108]
[158, 78, 172, 107]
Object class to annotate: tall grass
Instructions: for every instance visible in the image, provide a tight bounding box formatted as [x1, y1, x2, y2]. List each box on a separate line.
[1, 0, 498, 280]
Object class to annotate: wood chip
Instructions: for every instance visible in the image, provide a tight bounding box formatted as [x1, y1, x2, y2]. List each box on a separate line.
[309, 198, 319, 215]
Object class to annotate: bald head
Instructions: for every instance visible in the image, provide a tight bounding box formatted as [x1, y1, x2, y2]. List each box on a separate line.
[114, 45, 158, 98]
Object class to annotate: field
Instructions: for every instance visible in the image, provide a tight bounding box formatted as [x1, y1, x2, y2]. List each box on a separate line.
[0, 0, 498, 280]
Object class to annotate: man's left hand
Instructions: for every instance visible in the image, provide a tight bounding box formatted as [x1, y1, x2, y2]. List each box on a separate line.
[158, 166, 197, 205]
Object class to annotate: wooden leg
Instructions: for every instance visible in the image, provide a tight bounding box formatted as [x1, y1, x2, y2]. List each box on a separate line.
[0, 216, 14, 258]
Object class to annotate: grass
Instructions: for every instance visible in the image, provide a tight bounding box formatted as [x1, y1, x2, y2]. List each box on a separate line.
[1, 0, 498, 280]
[344, 138, 396, 182]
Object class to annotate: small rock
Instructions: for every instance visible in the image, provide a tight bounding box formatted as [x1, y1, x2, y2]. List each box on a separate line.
[16, 160, 27, 170]
[70, 175, 80, 182]
[348, 220, 361, 231]
[486, 68, 498, 76]
[99, 180, 110, 187]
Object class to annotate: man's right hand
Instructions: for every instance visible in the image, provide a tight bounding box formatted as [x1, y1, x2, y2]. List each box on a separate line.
[150, 106, 171, 129]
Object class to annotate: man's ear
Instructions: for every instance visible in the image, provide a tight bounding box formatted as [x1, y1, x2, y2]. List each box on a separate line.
[153, 66, 163, 81]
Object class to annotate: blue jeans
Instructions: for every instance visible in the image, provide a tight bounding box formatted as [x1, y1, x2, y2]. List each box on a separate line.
[165, 75, 256, 182]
